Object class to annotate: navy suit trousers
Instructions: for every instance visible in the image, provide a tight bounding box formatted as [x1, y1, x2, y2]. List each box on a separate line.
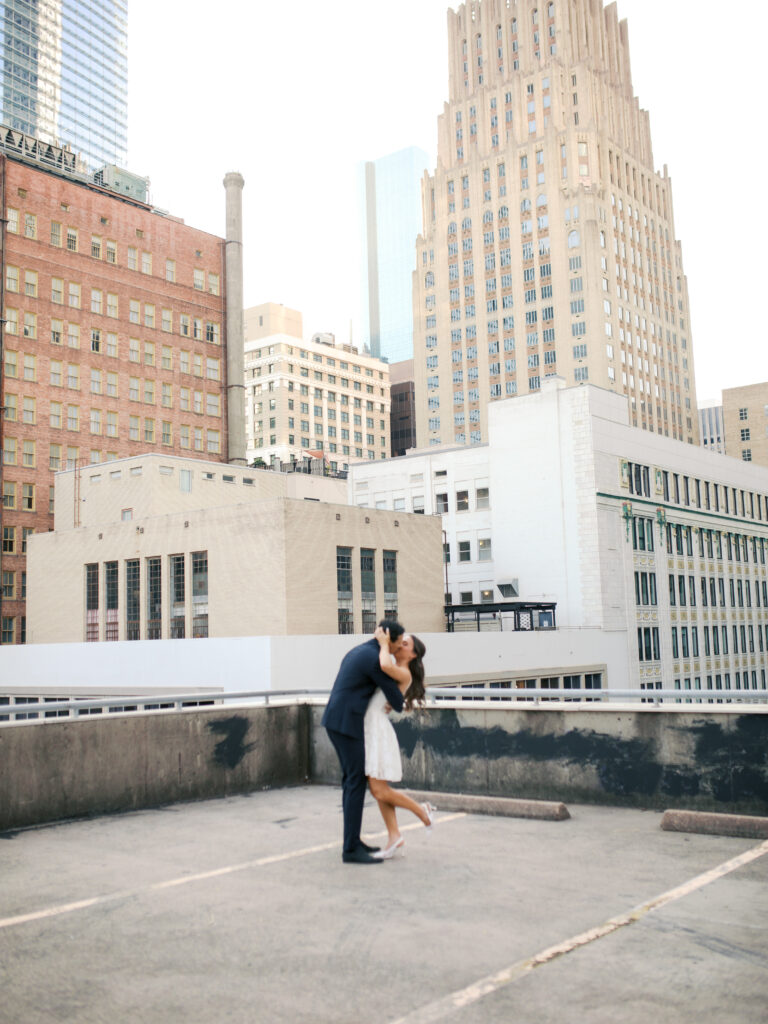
[326, 727, 366, 854]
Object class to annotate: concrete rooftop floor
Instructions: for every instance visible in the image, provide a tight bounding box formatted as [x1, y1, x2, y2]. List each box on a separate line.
[1, 785, 767, 1024]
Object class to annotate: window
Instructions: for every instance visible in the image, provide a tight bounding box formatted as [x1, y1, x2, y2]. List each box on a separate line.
[458, 540, 471, 562]
[457, 490, 469, 511]
[478, 538, 492, 561]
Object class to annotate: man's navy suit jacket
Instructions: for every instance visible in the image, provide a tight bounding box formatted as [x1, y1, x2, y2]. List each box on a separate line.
[322, 638, 405, 739]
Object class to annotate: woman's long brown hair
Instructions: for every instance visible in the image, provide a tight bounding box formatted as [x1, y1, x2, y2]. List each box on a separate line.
[404, 634, 427, 710]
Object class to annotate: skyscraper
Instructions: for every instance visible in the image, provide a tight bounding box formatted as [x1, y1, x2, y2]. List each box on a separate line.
[0, 0, 127, 170]
[413, 0, 698, 449]
[359, 146, 429, 363]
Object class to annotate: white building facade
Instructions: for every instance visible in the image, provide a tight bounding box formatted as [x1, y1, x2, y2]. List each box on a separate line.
[350, 379, 768, 697]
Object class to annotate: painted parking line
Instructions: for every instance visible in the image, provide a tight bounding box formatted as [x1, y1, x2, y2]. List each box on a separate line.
[390, 837, 768, 1024]
[0, 812, 466, 931]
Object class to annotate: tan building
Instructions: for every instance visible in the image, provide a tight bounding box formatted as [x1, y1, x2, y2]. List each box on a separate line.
[413, 0, 698, 450]
[243, 303, 391, 472]
[723, 383, 768, 467]
[26, 454, 444, 642]
[0, 131, 244, 645]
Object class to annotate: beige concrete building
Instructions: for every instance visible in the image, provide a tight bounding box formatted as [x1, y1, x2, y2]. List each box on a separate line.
[413, 0, 698, 450]
[26, 454, 444, 642]
[722, 383, 768, 468]
[243, 303, 391, 472]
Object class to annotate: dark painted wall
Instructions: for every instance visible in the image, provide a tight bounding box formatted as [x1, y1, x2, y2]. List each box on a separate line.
[313, 706, 768, 815]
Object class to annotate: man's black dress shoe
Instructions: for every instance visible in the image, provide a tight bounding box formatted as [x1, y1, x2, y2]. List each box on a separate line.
[342, 847, 383, 864]
[359, 841, 380, 854]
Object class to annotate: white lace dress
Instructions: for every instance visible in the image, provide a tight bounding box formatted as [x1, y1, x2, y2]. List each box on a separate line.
[364, 688, 403, 782]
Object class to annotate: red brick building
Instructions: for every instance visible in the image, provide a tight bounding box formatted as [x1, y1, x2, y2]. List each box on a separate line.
[1, 144, 233, 643]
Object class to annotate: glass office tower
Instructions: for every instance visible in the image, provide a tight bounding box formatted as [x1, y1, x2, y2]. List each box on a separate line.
[0, 0, 127, 170]
[358, 146, 430, 364]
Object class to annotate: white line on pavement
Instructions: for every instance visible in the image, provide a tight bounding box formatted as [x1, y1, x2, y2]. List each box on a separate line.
[0, 812, 467, 931]
[389, 837, 768, 1024]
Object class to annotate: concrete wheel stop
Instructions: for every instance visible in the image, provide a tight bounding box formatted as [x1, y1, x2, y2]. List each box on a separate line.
[661, 809, 768, 839]
[404, 789, 570, 821]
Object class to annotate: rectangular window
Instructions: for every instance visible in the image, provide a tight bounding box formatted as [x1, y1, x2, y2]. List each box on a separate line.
[337, 546, 354, 634]
[125, 559, 140, 640]
[360, 548, 376, 634]
[383, 550, 398, 619]
[105, 561, 119, 641]
[169, 554, 186, 638]
[85, 563, 99, 641]
[146, 557, 162, 639]
[478, 538, 492, 561]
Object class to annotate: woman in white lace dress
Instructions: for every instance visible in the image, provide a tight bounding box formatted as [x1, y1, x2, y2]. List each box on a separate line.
[365, 626, 435, 859]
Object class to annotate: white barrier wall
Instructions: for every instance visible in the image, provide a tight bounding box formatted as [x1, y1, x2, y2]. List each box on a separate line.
[0, 628, 628, 697]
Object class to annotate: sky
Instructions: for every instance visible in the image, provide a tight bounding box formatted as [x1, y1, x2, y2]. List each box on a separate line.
[127, 0, 768, 403]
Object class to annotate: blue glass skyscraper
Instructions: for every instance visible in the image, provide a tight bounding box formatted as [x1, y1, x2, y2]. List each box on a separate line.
[0, 0, 127, 170]
[358, 146, 429, 363]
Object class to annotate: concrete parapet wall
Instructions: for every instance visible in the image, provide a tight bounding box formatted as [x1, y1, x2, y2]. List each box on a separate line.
[312, 704, 768, 815]
[0, 704, 309, 831]
[4, 702, 768, 832]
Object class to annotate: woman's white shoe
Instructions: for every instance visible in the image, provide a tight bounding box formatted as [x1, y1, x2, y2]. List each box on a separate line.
[375, 836, 405, 859]
[421, 802, 437, 831]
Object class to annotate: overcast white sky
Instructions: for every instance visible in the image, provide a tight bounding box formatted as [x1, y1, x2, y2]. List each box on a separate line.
[128, 0, 767, 402]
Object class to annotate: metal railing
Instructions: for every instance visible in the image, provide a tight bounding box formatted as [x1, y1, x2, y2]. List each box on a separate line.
[2, 684, 767, 724]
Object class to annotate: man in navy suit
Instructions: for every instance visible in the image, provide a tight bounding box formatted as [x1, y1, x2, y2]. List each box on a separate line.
[323, 619, 406, 864]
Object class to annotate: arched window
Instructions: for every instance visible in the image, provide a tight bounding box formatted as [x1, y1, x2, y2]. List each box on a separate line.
[462, 217, 472, 232]
[448, 221, 457, 235]
[511, 18, 517, 33]
[476, 33, 482, 50]
[537, 194, 548, 207]
[520, 198, 531, 213]
[568, 229, 581, 249]
[425, 272, 434, 288]
[499, 205, 509, 219]
[483, 210, 493, 224]
[532, 8, 538, 25]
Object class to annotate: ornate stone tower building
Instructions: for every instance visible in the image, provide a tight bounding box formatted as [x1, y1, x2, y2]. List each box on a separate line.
[413, 0, 698, 448]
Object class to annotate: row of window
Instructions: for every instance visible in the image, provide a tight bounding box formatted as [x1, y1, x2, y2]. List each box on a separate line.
[626, 460, 768, 525]
[1, 569, 26, 600]
[250, 346, 384, 380]
[5, 385, 220, 423]
[1, 526, 34, 556]
[671, 622, 767, 659]
[84, 553, 209, 642]
[336, 547, 398, 635]
[5, 300, 221, 345]
[4, 347, 221, 381]
[634, 570, 768, 611]
[2, 417, 221, 466]
[443, 537, 492, 563]
[0, 616, 25, 644]
[6, 209, 220, 293]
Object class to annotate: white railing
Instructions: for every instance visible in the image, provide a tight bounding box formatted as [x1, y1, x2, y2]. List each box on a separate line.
[2, 684, 767, 724]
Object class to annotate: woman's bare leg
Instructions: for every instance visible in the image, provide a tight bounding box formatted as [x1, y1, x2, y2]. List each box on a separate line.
[375, 797, 400, 843]
[369, 778, 430, 826]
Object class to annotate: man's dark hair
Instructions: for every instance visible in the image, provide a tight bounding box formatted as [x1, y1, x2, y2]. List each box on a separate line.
[378, 619, 404, 642]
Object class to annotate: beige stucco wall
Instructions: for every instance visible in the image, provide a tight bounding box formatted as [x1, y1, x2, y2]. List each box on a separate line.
[27, 497, 444, 643]
[54, 453, 347, 530]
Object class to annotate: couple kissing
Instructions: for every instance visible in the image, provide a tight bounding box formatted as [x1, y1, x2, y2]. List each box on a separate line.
[322, 619, 434, 864]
